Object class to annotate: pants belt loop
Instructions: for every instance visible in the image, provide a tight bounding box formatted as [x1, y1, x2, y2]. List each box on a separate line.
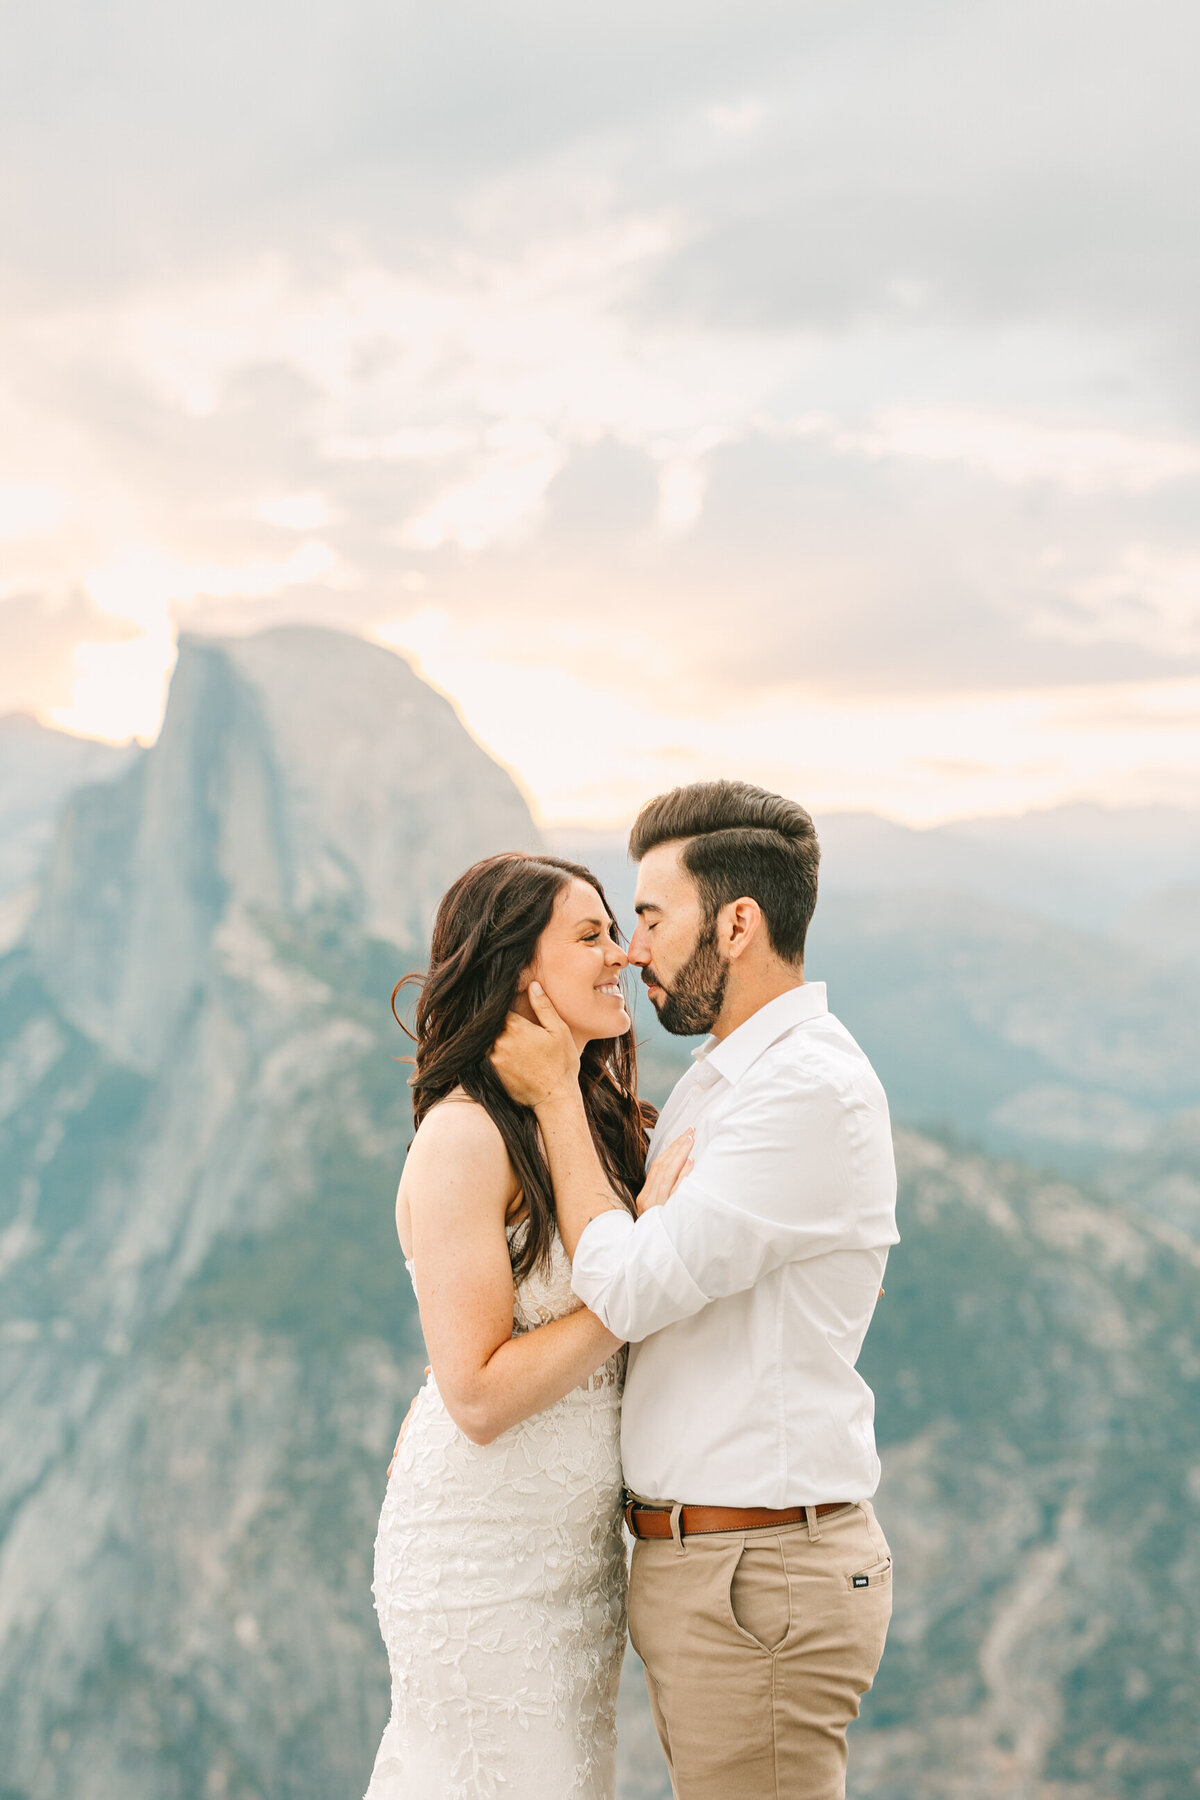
[805, 1504, 821, 1542]
[669, 1502, 686, 1555]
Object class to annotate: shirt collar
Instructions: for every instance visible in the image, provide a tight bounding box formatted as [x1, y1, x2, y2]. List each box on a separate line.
[691, 982, 829, 1089]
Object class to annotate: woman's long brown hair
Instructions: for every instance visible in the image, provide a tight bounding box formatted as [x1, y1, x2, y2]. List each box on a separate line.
[392, 852, 656, 1280]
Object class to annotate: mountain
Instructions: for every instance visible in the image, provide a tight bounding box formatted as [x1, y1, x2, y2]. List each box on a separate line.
[804, 891, 1200, 1168]
[853, 1129, 1200, 1800]
[819, 805, 1200, 939]
[1098, 1105, 1200, 1245]
[549, 803, 1200, 942]
[0, 714, 136, 952]
[548, 825, 1200, 1175]
[2, 631, 1197, 1800]
[943, 804, 1200, 923]
[0, 627, 541, 1800]
[30, 628, 540, 1072]
[1110, 885, 1200, 969]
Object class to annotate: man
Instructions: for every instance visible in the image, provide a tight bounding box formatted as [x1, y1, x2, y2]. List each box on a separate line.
[491, 779, 898, 1800]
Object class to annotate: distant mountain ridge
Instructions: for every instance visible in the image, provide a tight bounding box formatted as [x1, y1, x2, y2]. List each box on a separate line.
[0, 713, 136, 952]
[550, 800, 1200, 938]
[17, 711, 1199, 955]
[549, 821, 1200, 1175]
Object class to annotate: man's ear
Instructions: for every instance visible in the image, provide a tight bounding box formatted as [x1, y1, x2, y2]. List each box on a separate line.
[724, 897, 763, 960]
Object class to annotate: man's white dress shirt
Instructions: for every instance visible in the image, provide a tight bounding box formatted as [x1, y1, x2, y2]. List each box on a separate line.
[571, 983, 899, 1507]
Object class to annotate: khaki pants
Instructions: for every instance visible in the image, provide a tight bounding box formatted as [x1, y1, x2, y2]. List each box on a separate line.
[627, 1502, 892, 1800]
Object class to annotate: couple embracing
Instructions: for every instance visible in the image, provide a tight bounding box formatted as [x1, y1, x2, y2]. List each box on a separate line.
[365, 780, 899, 1800]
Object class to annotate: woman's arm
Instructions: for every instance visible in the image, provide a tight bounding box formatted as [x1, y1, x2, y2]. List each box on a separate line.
[405, 1100, 623, 1446]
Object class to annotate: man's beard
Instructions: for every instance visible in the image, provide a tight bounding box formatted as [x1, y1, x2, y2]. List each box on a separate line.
[645, 921, 729, 1036]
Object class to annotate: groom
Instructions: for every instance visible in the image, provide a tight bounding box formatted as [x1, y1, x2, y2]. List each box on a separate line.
[492, 779, 898, 1800]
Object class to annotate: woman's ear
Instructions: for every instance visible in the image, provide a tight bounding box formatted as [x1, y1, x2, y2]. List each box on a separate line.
[511, 969, 538, 1024]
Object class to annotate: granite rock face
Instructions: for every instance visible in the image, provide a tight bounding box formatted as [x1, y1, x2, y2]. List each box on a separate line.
[0, 714, 135, 952]
[0, 627, 542, 1800]
[30, 627, 540, 1071]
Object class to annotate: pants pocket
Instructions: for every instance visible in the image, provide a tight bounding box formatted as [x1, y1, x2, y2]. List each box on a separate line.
[846, 1554, 893, 1592]
[728, 1536, 791, 1651]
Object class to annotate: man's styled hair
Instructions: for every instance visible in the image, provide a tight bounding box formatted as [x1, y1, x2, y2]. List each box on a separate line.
[628, 779, 819, 964]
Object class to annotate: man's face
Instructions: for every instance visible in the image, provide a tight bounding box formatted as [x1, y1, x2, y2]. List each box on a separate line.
[628, 841, 729, 1036]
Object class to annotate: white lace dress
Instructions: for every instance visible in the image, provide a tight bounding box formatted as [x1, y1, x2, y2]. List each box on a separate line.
[365, 1228, 627, 1800]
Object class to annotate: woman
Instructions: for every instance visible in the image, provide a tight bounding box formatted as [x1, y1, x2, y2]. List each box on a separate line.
[365, 852, 691, 1800]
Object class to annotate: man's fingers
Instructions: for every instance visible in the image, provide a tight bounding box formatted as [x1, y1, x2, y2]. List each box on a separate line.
[527, 980, 566, 1029]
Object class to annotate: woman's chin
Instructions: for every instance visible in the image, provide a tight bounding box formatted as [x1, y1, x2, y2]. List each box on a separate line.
[582, 1004, 631, 1041]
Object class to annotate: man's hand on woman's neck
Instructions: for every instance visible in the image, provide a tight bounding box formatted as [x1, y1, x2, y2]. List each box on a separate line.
[489, 984, 626, 1259]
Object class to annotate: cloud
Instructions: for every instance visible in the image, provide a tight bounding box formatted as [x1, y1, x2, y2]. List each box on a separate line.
[855, 410, 1200, 496]
[636, 3, 1200, 350]
[1, 0, 1198, 813]
[5, 0, 1195, 347]
[0, 484, 70, 540]
[369, 425, 1199, 704]
[0, 592, 143, 722]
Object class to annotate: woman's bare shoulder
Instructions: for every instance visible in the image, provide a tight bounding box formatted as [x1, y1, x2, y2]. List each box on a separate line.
[404, 1090, 518, 1192]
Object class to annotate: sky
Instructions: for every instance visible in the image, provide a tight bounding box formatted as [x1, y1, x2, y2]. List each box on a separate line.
[2, 0, 1199, 826]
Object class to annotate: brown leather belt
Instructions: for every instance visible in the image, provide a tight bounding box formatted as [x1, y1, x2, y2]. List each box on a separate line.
[625, 1500, 852, 1540]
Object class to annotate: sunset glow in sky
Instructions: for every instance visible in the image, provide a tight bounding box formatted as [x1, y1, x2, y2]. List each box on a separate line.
[3, 1, 1198, 825]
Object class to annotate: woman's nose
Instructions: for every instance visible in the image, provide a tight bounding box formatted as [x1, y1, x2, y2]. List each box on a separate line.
[607, 941, 628, 969]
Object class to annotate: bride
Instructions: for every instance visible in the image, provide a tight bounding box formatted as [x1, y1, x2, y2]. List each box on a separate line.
[365, 851, 691, 1800]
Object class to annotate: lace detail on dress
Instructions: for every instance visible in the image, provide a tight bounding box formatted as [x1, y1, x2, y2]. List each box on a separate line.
[511, 1230, 625, 1393]
[365, 1228, 627, 1800]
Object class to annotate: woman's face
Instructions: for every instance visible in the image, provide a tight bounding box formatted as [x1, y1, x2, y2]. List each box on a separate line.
[524, 878, 631, 1048]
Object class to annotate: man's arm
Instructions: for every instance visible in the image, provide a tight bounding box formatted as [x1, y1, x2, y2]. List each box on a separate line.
[570, 1074, 859, 1339]
[492, 989, 888, 1343]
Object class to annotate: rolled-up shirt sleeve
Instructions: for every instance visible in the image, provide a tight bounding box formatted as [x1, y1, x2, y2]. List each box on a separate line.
[571, 1207, 710, 1339]
[571, 1069, 867, 1342]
